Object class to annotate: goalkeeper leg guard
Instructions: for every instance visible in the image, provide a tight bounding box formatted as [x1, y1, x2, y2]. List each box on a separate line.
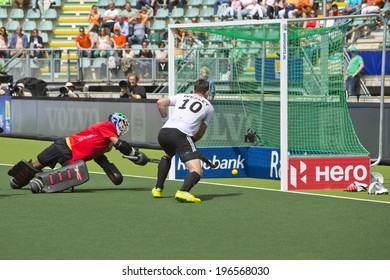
[8, 160, 42, 189]
[30, 160, 89, 194]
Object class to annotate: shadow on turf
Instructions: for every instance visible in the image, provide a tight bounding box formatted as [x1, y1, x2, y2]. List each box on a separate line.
[74, 187, 150, 193]
[199, 192, 242, 201]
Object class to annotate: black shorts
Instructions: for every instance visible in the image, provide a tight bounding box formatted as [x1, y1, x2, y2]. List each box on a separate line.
[158, 128, 200, 163]
[37, 138, 73, 168]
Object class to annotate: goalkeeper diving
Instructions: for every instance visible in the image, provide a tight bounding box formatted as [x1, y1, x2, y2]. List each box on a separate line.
[8, 112, 148, 193]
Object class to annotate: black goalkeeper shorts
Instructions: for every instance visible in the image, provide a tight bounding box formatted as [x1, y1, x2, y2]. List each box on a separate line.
[37, 138, 73, 168]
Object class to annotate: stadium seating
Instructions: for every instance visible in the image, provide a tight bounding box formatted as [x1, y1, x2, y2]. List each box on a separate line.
[132, 44, 142, 56]
[188, 0, 203, 6]
[6, 20, 20, 32]
[40, 32, 49, 44]
[97, 0, 110, 7]
[170, 8, 185, 19]
[216, 6, 228, 17]
[26, 9, 41, 20]
[149, 32, 161, 44]
[199, 7, 214, 18]
[10, 8, 24, 20]
[43, 9, 58, 20]
[154, 8, 169, 19]
[0, 0, 386, 89]
[23, 21, 37, 32]
[202, 0, 215, 7]
[39, 21, 54, 32]
[185, 7, 200, 18]
[150, 20, 166, 32]
[0, 8, 7, 19]
[115, 0, 126, 7]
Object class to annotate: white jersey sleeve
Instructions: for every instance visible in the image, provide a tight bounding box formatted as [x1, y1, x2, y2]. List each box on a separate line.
[163, 94, 214, 136]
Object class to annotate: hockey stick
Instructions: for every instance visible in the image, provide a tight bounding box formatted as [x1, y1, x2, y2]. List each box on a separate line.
[198, 152, 219, 168]
[122, 155, 160, 164]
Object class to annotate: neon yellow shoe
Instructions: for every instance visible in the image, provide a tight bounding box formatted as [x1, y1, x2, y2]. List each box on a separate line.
[151, 187, 163, 198]
[175, 190, 201, 203]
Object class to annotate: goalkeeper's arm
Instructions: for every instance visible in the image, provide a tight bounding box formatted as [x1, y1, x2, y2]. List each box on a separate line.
[112, 138, 148, 166]
[112, 139, 137, 156]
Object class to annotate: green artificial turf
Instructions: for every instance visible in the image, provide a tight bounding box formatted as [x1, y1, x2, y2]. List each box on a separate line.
[1, 138, 389, 260]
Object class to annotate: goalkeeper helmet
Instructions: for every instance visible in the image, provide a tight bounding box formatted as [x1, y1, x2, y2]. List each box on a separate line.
[109, 112, 129, 137]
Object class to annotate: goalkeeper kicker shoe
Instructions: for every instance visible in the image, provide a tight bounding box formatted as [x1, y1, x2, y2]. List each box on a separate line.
[175, 191, 201, 203]
[151, 187, 163, 198]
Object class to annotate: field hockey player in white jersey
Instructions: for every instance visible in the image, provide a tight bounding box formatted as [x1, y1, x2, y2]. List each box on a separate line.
[152, 79, 215, 203]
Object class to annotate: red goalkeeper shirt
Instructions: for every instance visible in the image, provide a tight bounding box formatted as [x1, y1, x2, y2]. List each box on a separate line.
[67, 121, 117, 163]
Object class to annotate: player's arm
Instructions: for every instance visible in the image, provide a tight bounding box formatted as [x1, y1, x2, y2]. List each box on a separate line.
[192, 122, 208, 142]
[110, 136, 136, 156]
[157, 96, 171, 122]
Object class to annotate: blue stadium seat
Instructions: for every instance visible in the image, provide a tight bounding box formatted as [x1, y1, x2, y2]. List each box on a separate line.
[154, 8, 169, 19]
[150, 20, 166, 32]
[39, 20, 54, 32]
[26, 9, 41, 20]
[97, 0, 110, 7]
[131, 44, 142, 56]
[40, 32, 49, 44]
[43, 9, 58, 20]
[169, 8, 184, 19]
[149, 32, 161, 44]
[115, 0, 126, 7]
[6, 20, 20, 32]
[185, 7, 200, 18]
[202, 0, 215, 6]
[0, 8, 7, 19]
[23, 21, 37, 32]
[199, 7, 214, 18]
[216, 6, 228, 17]
[10, 9, 24, 19]
[188, 0, 203, 6]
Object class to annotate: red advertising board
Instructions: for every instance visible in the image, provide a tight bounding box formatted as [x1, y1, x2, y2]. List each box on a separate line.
[288, 156, 371, 190]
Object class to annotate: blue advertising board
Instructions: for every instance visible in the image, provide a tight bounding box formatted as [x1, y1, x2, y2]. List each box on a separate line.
[174, 146, 281, 180]
[0, 96, 11, 133]
[255, 58, 303, 82]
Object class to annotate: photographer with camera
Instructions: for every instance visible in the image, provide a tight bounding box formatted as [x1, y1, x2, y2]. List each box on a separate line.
[58, 82, 80, 98]
[12, 83, 32, 97]
[119, 73, 146, 99]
